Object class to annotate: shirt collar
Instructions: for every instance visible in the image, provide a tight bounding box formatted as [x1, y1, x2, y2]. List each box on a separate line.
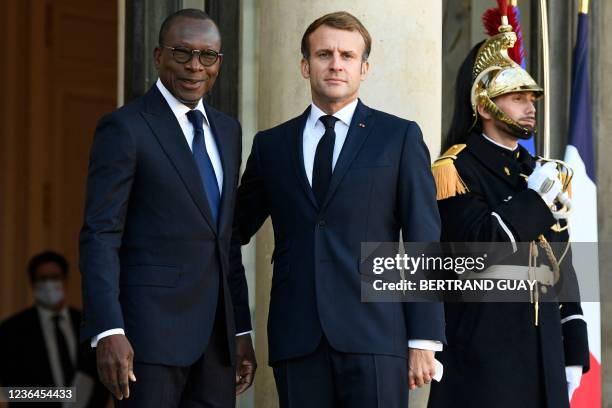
[37, 305, 69, 321]
[481, 132, 518, 152]
[156, 79, 209, 126]
[306, 99, 359, 131]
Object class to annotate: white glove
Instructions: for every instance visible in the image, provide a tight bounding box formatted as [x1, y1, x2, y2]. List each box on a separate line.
[528, 162, 562, 206]
[566, 365, 583, 401]
[552, 191, 572, 220]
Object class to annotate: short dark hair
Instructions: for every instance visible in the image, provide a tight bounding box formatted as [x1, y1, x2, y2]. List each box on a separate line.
[27, 251, 69, 282]
[301, 11, 372, 60]
[158, 8, 213, 46]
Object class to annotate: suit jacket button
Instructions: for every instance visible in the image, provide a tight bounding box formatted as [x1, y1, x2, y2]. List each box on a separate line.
[318, 220, 326, 227]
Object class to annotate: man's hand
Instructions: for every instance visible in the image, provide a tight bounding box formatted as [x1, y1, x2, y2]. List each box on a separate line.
[527, 162, 562, 206]
[96, 334, 136, 400]
[408, 348, 436, 390]
[552, 191, 572, 220]
[235, 334, 257, 395]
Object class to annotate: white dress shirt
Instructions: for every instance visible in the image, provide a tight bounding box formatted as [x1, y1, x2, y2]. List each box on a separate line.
[303, 100, 357, 185]
[156, 78, 223, 191]
[303, 101, 442, 354]
[37, 306, 77, 386]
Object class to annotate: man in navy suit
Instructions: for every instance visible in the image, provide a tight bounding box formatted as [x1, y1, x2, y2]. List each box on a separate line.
[234, 11, 446, 408]
[80, 9, 255, 407]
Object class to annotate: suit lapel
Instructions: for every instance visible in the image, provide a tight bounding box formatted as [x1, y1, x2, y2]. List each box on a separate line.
[205, 103, 235, 235]
[141, 87, 217, 234]
[321, 100, 375, 209]
[288, 107, 319, 210]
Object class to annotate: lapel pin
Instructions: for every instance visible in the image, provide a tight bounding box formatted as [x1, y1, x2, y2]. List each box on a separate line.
[359, 123, 365, 128]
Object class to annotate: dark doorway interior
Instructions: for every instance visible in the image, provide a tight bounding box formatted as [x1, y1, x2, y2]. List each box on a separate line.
[0, 0, 118, 318]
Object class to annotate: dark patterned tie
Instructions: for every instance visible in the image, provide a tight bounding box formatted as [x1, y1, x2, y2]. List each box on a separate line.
[186, 109, 221, 223]
[52, 315, 74, 386]
[312, 115, 339, 206]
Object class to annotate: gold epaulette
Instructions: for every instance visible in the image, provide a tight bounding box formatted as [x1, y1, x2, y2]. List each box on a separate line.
[432, 144, 468, 200]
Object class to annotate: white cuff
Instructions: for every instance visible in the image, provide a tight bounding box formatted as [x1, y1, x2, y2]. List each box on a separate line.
[408, 339, 443, 352]
[236, 330, 252, 336]
[91, 328, 125, 348]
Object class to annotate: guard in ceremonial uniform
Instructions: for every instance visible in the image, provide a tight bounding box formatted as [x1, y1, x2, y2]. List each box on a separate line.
[427, 10, 590, 408]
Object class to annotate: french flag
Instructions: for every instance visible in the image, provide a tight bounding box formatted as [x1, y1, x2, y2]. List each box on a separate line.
[563, 7, 601, 408]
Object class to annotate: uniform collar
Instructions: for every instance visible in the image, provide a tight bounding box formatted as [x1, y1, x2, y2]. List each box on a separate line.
[468, 132, 534, 188]
[481, 133, 519, 153]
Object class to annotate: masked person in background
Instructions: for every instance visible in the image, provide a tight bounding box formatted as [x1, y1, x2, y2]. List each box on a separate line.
[0, 251, 108, 408]
[427, 11, 590, 408]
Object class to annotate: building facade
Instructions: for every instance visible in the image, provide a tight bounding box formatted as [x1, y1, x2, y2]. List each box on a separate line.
[1, 1, 610, 406]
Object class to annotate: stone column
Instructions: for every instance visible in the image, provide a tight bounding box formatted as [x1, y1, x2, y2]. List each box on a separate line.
[251, 2, 443, 407]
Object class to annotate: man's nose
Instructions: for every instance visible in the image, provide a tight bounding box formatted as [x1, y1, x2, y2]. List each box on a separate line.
[186, 53, 204, 71]
[527, 101, 536, 115]
[329, 52, 343, 71]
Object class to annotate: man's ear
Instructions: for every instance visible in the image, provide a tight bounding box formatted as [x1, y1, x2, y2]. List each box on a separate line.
[360, 60, 369, 81]
[477, 104, 492, 120]
[300, 58, 310, 79]
[154, 47, 162, 70]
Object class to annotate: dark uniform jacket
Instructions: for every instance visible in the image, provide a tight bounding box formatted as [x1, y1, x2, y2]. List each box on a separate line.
[428, 132, 590, 408]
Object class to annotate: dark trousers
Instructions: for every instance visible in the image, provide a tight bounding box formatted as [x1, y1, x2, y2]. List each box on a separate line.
[273, 336, 408, 408]
[115, 291, 234, 408]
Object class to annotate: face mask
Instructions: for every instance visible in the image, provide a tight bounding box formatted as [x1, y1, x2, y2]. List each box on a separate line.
[33, 280, 65, 308]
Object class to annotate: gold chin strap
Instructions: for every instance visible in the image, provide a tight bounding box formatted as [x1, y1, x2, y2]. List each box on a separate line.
[475, 90, 533, 137]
